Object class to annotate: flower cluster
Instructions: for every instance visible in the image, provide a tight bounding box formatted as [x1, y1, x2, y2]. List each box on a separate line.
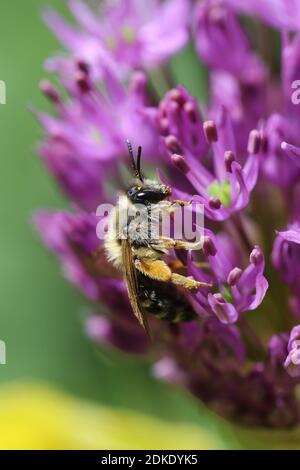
[36, 0, 300, 427]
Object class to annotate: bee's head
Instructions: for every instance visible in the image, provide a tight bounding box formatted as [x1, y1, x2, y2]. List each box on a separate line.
[127, 180, 171, 204]
[126, 140, 172, 204]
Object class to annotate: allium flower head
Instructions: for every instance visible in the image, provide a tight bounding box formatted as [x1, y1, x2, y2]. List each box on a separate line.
[158, 92, 262, 220]
[38, 67, 157, 210]
[44, 0, 189, 78]
[35, 0, 300, 430]
[191, 234, 268, 324]
[194, 0, 265, 80]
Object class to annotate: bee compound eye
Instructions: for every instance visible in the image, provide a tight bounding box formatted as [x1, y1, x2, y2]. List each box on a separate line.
[128, 187, 136, 196]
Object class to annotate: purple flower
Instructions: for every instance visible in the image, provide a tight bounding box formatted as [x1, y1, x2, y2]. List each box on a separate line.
[192, 234, 268, 324]
[261, 116, 300, 188]
[272, 224, 300, 285]
[225, 0, 300, 30]
[34, 210, 149, 355]
[261, 32, 300, 187]
[157, 85, 208, 158]
[86, 314, 149, 355]
[44, 0, 189, 77]
[157, 92, 262, 220]
[35, 0, 300, 428]
[38, 67, 158, 210]
[281, 142, 300, 169]
[154, 321, 299, 426]
[194, 0, 265, 81]
[193, 1, 267, 156]
[209, 70, 267, 156]
[34, 211, 109, 300]
[153, 317, 246, 385]
[272, 224, 300, 317]
[194, 3, 300, 190]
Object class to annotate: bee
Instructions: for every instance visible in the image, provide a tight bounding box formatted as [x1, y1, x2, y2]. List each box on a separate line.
[104, 141, 211, 331]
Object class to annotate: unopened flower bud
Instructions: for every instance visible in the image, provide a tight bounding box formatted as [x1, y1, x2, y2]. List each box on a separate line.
[227, 267, 242, 286]
[203, 236, 217, 256]
[165, 135, 183, 155]
[247, 129, 261, 154]
[224, 150, 235, 173]
[203, 120, 218, 144]
[171, 154, 189, 174]
[39, 80, 60, 103]
[208, 197, 221, 209]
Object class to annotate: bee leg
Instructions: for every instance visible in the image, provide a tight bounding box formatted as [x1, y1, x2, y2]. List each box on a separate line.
[134, 258, 172, 281]
[171, 199, 192, 207]
[156, 237, 202, 251]
[170, 273, 212, 290]
[164, 200, 192, 215]
[134, 258, 211, 290]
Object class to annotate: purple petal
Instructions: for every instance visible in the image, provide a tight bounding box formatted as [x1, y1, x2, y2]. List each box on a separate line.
[281, 141, 300, 168]
[208, 293, 239, 324]
[86, 314, 150, 355]
[277, 228, 300, 244]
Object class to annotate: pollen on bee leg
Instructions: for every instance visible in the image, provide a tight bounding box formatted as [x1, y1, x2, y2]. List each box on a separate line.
[135, 258, 172, 281]
[172, 198, 192, 207]
[171, 273, 212, 290]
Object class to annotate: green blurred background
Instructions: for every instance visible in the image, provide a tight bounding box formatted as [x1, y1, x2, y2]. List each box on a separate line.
[0, 0, 223, 436]
[1, 0, 299, 450]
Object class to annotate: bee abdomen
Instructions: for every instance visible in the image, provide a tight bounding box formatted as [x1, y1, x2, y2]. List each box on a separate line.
[137, 273, 195, 323]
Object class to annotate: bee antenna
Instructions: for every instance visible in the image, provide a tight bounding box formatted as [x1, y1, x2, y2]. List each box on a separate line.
[127, 140, 143, 181]
[127, 139, 137, 173]
[136, 146, 144, 182]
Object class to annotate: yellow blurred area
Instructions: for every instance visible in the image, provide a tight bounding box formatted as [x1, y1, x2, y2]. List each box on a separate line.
[0, 382, 227, 450]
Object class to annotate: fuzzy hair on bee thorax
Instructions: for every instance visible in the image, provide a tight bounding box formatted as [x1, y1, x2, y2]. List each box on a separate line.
[104, 192, 171, 269]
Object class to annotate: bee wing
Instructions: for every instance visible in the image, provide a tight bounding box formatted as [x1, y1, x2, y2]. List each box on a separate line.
[122, 239, 150, 333]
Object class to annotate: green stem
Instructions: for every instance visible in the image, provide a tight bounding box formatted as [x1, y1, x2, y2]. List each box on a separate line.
[239, 317, 266, 361]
